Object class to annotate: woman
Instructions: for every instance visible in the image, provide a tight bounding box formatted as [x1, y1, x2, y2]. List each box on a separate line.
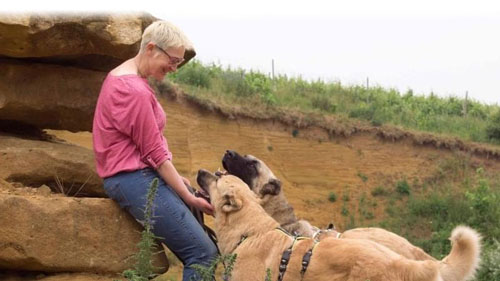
[92, 21, 217, 281]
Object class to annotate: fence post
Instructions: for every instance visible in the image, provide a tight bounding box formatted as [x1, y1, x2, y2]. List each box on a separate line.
[463, 91, 468, 117]
[272, 59, 275, 80]
[272, 59, 276, 90]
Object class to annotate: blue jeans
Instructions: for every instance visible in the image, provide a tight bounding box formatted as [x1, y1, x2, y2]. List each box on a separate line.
[103, 168, 218, 281]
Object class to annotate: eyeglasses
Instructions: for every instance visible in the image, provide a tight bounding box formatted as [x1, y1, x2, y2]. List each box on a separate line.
[155, 45, 184, 65]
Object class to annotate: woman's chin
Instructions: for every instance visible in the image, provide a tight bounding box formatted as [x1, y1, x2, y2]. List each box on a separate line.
[152, 74, 165, 81]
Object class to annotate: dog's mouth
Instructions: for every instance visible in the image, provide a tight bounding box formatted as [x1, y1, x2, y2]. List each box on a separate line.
[195, 188, 210, 204]
[196, 169, 227, 204]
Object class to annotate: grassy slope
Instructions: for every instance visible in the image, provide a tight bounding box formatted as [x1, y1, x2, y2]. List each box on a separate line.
[168, 60, 500, 146]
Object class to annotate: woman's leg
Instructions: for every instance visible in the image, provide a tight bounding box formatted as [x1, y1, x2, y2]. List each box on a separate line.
[103, 168, 218, 281]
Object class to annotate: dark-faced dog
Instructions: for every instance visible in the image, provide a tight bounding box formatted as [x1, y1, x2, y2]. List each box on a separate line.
[222, 150, 435, 261]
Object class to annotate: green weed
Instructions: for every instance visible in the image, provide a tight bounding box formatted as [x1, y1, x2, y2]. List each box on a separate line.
[371, 186, 389, 197]
[395, 180, 410, 196]
[122, 178, 162, 281]
[191, 254, 237, 281]
[328, 192, 337, 202]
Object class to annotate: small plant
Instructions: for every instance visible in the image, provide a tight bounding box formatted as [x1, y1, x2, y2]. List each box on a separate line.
[357, 172, 368, 182]
[292, 129, 299, 138]
[265, 268, 272, 281]
[363, 211, 375, 220]
[328, 192, 337, 202]
[267, 145, 273, 152]
[396, 180, 410, 195]
[371, 186, 388, 197]
[342, 193, 350, 202]
[341, 204, 349, 216]
[122, 178, 162, 281]
[476, 239, 500, 281]
[191, 253, 237, 281]
[54, 174, 91, 197]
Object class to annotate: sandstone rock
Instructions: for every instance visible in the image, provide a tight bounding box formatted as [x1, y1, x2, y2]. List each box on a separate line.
[0, 13, 155, 71]
[0, 178, 15, 192]
[0, 13, 195, 71]
[0, 271, 120, 281]
[0, 135, 104, 197]
[0, 193, 168, 273]
[0, 59, 106, 132]
[37, 185, 52, 197]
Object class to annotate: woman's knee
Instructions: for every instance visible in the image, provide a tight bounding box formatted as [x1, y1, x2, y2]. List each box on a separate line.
[204, 241, 219, 261]
[185, 240, 218, 266]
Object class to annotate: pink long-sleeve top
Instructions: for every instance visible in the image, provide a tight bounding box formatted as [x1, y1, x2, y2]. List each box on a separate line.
[92, 74, 172, 178]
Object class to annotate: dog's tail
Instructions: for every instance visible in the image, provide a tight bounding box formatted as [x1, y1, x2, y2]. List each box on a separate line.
[394, 226, 480, 281]
[438, 225, 481, 281]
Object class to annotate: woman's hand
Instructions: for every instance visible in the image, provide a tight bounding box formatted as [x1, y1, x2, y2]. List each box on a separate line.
[156, 161, 213, 215]
[187, 195, 214, 216]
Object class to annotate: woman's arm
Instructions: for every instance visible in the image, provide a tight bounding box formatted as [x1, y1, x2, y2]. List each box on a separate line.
[157, 160, 214, 215]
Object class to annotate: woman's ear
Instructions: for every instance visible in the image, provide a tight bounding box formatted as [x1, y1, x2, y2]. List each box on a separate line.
[143, 42, 156, 55]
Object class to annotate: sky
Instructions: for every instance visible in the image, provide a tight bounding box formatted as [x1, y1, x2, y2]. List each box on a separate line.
[3, 0, 500, 105]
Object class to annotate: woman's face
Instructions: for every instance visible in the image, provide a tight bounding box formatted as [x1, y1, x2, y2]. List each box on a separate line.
[145, 43, 185, 81]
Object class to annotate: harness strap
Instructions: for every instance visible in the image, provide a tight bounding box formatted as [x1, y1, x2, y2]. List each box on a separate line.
[277, 243, 293, 281]
[300, 241, 318, 277]
[236, 235, 248, 248]
[275, 227, 312, 281]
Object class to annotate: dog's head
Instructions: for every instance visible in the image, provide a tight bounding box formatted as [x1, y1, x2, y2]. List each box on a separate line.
[197, 169, 259, 214]
[222, 150, 281, 197]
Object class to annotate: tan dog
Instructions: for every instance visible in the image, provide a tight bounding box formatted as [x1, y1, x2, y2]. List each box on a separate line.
[221, 150, 434, 261]
[197, 169, 481, 281]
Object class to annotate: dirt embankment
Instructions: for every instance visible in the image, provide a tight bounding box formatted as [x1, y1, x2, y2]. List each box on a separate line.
[153, 81, 500, 162]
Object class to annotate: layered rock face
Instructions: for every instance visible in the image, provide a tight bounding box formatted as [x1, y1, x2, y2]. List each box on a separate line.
[0, 14, 180, 280]
[0, 13, 157, 132]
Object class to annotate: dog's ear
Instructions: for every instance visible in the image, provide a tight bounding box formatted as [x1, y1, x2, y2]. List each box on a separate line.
[260, 178, 281, 196]
[221, 190, 242, 213]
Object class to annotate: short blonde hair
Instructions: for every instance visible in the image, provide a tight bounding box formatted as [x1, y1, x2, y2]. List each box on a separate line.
[140, 20, 192, 52]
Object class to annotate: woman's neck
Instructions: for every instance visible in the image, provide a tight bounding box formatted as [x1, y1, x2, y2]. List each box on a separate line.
[133, 53, 147, 78]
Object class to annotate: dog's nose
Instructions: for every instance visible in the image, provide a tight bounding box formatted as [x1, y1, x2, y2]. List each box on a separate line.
[226, 150, 235, 158]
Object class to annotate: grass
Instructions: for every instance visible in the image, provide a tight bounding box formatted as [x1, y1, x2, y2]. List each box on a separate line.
[378, 165, 500, 281]
[331, 153, 499, 281]
[371, 186, 389, 197]
[54, 174, 91, 197]
[168, 60, 500, 145]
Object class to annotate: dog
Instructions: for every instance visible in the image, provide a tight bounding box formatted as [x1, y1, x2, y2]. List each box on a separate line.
[221, 150, 435, 261]
[196, 169, 481, 281]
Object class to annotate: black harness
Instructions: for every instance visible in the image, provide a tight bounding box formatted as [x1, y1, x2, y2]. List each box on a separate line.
[276, 227, 318, 281]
